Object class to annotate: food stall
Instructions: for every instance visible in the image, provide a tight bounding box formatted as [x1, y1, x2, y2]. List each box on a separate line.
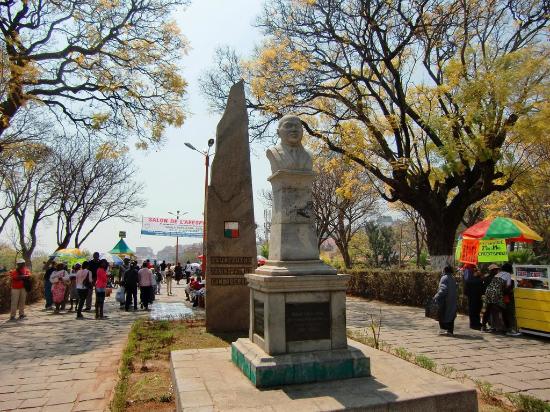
[513, 264, 550, 337]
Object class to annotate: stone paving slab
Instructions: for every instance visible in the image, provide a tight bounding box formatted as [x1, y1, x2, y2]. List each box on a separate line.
[0, 282, 199, 411]
[150, 302, 195, 321]
[171, 340, 478, 411]
[347, 297, 550, 402]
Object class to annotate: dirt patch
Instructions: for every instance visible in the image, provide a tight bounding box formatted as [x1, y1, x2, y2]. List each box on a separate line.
[126, 400, 175, 412]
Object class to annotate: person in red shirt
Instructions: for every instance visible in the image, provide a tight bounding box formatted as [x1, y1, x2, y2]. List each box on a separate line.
[95, 259, 109, 319]
[10, 259, 31, 321]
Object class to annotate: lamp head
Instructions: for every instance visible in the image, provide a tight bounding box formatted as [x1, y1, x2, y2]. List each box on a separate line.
[184, 142, 196, 151]
[208, 138, 215, 148]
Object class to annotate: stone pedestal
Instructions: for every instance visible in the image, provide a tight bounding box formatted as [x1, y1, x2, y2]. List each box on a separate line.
[231, 120, 370, 388]
[231, 268, 370, 387]
[246, 273, 348, 355]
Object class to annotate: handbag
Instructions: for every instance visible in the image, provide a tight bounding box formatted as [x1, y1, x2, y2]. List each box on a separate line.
[425, 298, 441, 321]
[116, 286, 125, 303]
[23, 276, 32, 292]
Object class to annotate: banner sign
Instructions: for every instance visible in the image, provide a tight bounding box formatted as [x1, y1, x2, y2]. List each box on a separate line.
[455, 240, 462, 262]
[459, 239, 480, 264]
[478, 239, 508, 262]
[141, 216, 203, 238]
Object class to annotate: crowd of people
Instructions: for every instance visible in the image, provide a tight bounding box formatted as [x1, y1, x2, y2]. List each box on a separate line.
[9, 253, 520, 336]
[432, 262, 520, 336]
[7, 253, 205, 322]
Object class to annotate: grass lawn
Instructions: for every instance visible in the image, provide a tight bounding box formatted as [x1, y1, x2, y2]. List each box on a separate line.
[111, 318, 245, 412]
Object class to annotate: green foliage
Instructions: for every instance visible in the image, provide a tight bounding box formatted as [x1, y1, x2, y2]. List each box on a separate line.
[506, 393, 550, 412]
[415, 354, 436, 371]
[347, 268, 468, 313]
[418, 251, 429, 269]
[394, 347, 413, 362]
[0, 244, 17, 270]
[364, 223, 397, 267]
[508, 249, 536, 264]
[260, 243, 269, 259]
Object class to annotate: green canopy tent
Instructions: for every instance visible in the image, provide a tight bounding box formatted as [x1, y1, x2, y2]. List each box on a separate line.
[109, 239, 135, 256]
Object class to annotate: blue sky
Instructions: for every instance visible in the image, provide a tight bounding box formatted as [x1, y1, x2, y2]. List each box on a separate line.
[34, 0, 271, 256]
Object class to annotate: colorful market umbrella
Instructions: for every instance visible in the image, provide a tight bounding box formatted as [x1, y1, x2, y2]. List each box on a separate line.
[462, 217, 543, 243]
[50, 248, 89, 267]
[99, 252, 123, 266]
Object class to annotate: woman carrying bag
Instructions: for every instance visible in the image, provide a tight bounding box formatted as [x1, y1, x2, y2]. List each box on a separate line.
[433, 265, 458, 336]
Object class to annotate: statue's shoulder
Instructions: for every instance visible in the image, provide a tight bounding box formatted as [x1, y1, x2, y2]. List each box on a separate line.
[266, 144, 283, 159]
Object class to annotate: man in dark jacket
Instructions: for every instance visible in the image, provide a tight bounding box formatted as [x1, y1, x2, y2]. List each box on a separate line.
[463, 264, 484, 330]
[434, 265, 458, 335]
[118, 257, 131, 309]
[84, 252, 101, 311]
[44, 261, 55, 310]
[124, 262, 139, 311]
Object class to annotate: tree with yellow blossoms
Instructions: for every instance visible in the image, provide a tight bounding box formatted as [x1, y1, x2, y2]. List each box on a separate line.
[0, 0, 188, 148]
[313, 154, 378, 268]
[201, 0, 550, 266]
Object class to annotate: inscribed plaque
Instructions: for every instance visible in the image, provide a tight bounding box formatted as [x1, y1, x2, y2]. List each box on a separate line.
[285, 302, 331, 341]
[254, 300, 265, 338]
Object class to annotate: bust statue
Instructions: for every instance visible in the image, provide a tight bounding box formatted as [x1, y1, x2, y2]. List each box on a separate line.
[266, 115, 313, 174]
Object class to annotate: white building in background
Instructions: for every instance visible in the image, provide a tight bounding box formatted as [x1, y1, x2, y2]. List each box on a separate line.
[135, 246, 155, 261]
[376, 216, 394, 227]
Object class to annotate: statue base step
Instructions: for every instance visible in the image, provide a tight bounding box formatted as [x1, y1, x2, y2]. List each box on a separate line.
[255, 259, 336, 276]
[231, 338, 370, 388]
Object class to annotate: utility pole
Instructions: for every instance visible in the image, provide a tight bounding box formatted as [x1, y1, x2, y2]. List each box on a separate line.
[168, 210, 188, 264]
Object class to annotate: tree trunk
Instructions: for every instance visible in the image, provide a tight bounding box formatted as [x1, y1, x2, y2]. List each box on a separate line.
[414, 222, 421, 268]
[423, 211, 463, 270]
[334, 239, 352, 269]
[56, 236, 71, 251]
[22, 250, 33, 269]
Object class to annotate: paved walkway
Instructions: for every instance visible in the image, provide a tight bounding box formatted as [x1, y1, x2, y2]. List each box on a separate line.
[347, 297, 550, 401]
[0, 282, 198, 411]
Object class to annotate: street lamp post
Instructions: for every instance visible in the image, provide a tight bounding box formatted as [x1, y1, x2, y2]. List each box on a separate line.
[168, 210, 188, 264]
[184, 139, 215, 275]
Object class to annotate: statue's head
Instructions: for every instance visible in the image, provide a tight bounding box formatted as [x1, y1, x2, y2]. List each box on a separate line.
[277, 115, 303, 147]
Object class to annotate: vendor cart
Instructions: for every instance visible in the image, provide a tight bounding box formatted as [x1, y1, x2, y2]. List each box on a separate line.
[513, 264, 550, 337]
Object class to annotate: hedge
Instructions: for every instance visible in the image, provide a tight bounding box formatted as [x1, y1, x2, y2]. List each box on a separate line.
[0, 273, 45, 313]
[346, 269, 468, 314]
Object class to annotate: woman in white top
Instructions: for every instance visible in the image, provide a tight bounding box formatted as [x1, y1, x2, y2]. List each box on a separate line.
[75, 261, 93, 319]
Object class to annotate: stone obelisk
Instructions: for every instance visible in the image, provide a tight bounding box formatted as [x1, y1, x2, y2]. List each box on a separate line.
[232, 115, 370, 388]
[205, 81, 256, 333]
